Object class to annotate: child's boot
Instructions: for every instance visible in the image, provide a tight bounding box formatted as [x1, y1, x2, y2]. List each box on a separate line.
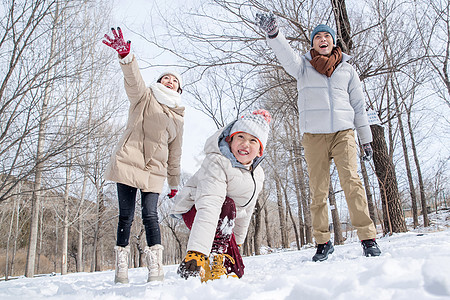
[144, 244, 164, 282]
[114, 245, 130, 284]
[177, 251, 209, 280]
[205, 253, 235, 282]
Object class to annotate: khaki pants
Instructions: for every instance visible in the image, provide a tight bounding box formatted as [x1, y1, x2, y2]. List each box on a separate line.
[302, 129, 377, 244]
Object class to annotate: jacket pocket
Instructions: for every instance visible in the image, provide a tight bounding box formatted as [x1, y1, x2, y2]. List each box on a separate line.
[143, 133, 166, 171]
[143, 142, 157, 170]
[119, 129, 133, 151]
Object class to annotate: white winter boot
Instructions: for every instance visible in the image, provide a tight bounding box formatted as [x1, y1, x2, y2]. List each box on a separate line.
[114, 245, 130, 284]
[144, 244, 164, 282]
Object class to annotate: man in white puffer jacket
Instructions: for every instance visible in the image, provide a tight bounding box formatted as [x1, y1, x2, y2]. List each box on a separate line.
[171, 109, 271, 282]
[256, 13, 381, 261]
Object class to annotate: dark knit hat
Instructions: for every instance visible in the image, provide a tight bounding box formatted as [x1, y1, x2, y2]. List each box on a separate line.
[310, 24, 336, 47]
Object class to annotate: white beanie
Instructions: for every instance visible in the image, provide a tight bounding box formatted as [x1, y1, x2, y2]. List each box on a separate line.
[157, 71, 182, 90]
[230, 109, 272, 156]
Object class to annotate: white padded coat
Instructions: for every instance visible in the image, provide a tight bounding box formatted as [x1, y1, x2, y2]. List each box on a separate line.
[170, 122, 265, 255]
[267, 32, 372, 144]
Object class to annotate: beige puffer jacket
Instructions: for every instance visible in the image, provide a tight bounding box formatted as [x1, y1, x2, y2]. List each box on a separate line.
[105, 56, 184, 193]
[170, 122, 265, 255]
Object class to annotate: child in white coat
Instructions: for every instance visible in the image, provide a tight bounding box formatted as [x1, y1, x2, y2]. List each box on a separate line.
[170, 109, 271, 282]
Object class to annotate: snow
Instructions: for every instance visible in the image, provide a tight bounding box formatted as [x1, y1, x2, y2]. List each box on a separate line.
[1, 210, 449, 300]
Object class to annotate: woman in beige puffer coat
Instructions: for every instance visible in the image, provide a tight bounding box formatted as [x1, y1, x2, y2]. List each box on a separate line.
[103, 27, 184, 284]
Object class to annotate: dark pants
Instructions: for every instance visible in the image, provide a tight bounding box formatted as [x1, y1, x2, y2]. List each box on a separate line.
[182, 197, 245, 278]
[116, 183, 161, 247]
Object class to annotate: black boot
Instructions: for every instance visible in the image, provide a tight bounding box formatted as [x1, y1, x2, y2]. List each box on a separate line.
[361, 239, 381, 257]
[312, 240, 334, 262]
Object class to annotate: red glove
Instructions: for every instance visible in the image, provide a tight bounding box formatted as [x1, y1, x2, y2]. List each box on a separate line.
[167, 189, 178, 199]
[102, 27, 131, 58]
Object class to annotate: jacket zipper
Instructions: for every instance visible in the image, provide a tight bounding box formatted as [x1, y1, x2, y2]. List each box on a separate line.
[328, 63, 344, 133]
[328, 76, 333, 133]
[242, 170, 257, 207]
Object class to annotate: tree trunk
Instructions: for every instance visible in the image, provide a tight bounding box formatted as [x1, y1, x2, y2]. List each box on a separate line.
[284, 120, 306, 246]
[370, 124, 407, 234]
[133, 229, 145, 268]
[263, 195, 273, 248]
[62, 153, 71, 275]
[328, 179, 344, 245]
[289, 136, 306, 246]
[406, 105, 429, 227]
[294, 118, 313, 244]
[275, 176, 289, 248]
[253, 200, 263, 255]
[11, 192, 21, 276]
[25, 139, 44, 277]
[25, 1, 60, 278]
[37, 205, 45, 274]
[91, 226, 99, 272]
[298, 156, 313, 245]
[90, 196, 100, 272]
[284, 187, 299, 250]
[392, 81, 418, 228]
[76, 96, 93, 272]
[243, 220, 254, 256]
[291, 163, 305, 246]
[54, 215, 58, 272]
[77, 219, 84, 272]
[331, 0, 353, 52]
[5, 198, 16, 280]
[96, 190, 106, 271]
[165, 216, 184, 262]
[61, 204, 69, 274]
[91, 189, 105, 272]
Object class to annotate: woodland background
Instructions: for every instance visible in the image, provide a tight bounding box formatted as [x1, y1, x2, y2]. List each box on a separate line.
[0, 0, 449, 280]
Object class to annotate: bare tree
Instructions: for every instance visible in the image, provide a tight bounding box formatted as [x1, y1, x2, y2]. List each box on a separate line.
[0, 1, 56, 204]
[26, 1, 61, 278]
[405, 99, 429, 227]
[418, 0, 450, 105]
[392, 80, 419, 228]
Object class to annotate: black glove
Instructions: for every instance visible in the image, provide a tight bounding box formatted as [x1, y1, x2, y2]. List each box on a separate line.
[255, 12, 279, 38]
[362, 143, 373, 161]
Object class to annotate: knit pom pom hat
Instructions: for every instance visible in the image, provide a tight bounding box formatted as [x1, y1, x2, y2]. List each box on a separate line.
[310, 24, 336, 47]
[230, 109, 272, 156]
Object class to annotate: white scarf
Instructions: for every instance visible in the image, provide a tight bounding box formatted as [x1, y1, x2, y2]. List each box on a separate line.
[150, 83, 181, 108]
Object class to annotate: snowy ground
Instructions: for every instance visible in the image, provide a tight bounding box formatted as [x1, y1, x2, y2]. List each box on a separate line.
[1, 210, 449, 300]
